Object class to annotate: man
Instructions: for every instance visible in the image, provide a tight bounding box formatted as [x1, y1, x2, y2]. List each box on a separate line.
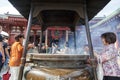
[0, 25, 5, 71]
[9, 34, 33, 80]
[0, 35, 5, 71]
[3, 37, 10, 66]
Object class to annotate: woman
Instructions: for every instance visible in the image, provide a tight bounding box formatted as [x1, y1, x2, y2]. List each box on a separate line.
[95, 32, 120, 80]
[9, 34, 34, 80]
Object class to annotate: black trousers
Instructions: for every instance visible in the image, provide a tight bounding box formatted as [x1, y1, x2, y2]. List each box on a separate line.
[103, 76, 120, 80]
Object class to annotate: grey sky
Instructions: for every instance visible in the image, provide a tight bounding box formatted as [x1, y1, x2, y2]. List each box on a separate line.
[96, 0, 120, 17]
[0, 0, 120, 17]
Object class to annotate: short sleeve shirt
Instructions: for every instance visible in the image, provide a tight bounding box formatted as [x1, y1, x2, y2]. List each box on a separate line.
[100, 44, 120, 77]
[9, 42, 23, 66]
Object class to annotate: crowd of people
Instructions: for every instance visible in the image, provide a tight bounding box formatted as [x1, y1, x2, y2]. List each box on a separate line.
[0, 24, 119, 80]
[0, 25, 34, 80]
[0, 26, 10, 80]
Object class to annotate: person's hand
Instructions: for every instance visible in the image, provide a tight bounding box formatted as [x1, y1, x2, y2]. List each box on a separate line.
[28, 43, 34, 49]
[94, 52, 99, 58]
[87, 57, 98, 68]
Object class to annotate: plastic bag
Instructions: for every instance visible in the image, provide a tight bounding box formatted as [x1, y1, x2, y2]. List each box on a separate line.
[3, 71, 11, 80]
[97, 58, 103, 80]
[2, 66, 11, 80]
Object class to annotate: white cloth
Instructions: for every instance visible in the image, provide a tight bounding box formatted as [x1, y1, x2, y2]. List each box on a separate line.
[9, 67, 20, 80]
[1, 31, 9, 36]
[52, 43, 57, 54]
[97, 57, 103, 80]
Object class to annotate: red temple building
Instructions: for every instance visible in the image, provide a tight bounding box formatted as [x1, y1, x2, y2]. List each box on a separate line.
[0, 14, 71, 46]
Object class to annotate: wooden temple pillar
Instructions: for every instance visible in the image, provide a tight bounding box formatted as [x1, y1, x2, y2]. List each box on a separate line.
[45, 29, 48, 53]
[33, 30, 37, 44]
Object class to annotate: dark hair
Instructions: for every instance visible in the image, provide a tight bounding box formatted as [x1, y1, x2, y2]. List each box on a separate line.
[101, 32, 116, 44]
[3, 36, 9, 40]
[15, 34, 24, 42]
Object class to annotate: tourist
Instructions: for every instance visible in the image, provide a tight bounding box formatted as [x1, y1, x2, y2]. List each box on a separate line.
[3, 37, 10, 66]
[0, 25, 5, 71]
[94, 32, 120, 80]
[0, 35, 5, 71]
[9, 34, 34, 80]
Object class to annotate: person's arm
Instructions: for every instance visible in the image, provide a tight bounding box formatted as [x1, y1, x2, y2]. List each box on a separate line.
[101, 52, 116, 63]
[4, 43, 10, 58]
[27, 43, 34, 50]
[5, 47, 10, 58]
[95, 49, 116, 63]
[0, 42, 5, 63]
[17, 44, 23, 59]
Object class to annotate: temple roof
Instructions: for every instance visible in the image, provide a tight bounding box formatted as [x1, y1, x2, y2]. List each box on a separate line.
[9, 0, 110, 31]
